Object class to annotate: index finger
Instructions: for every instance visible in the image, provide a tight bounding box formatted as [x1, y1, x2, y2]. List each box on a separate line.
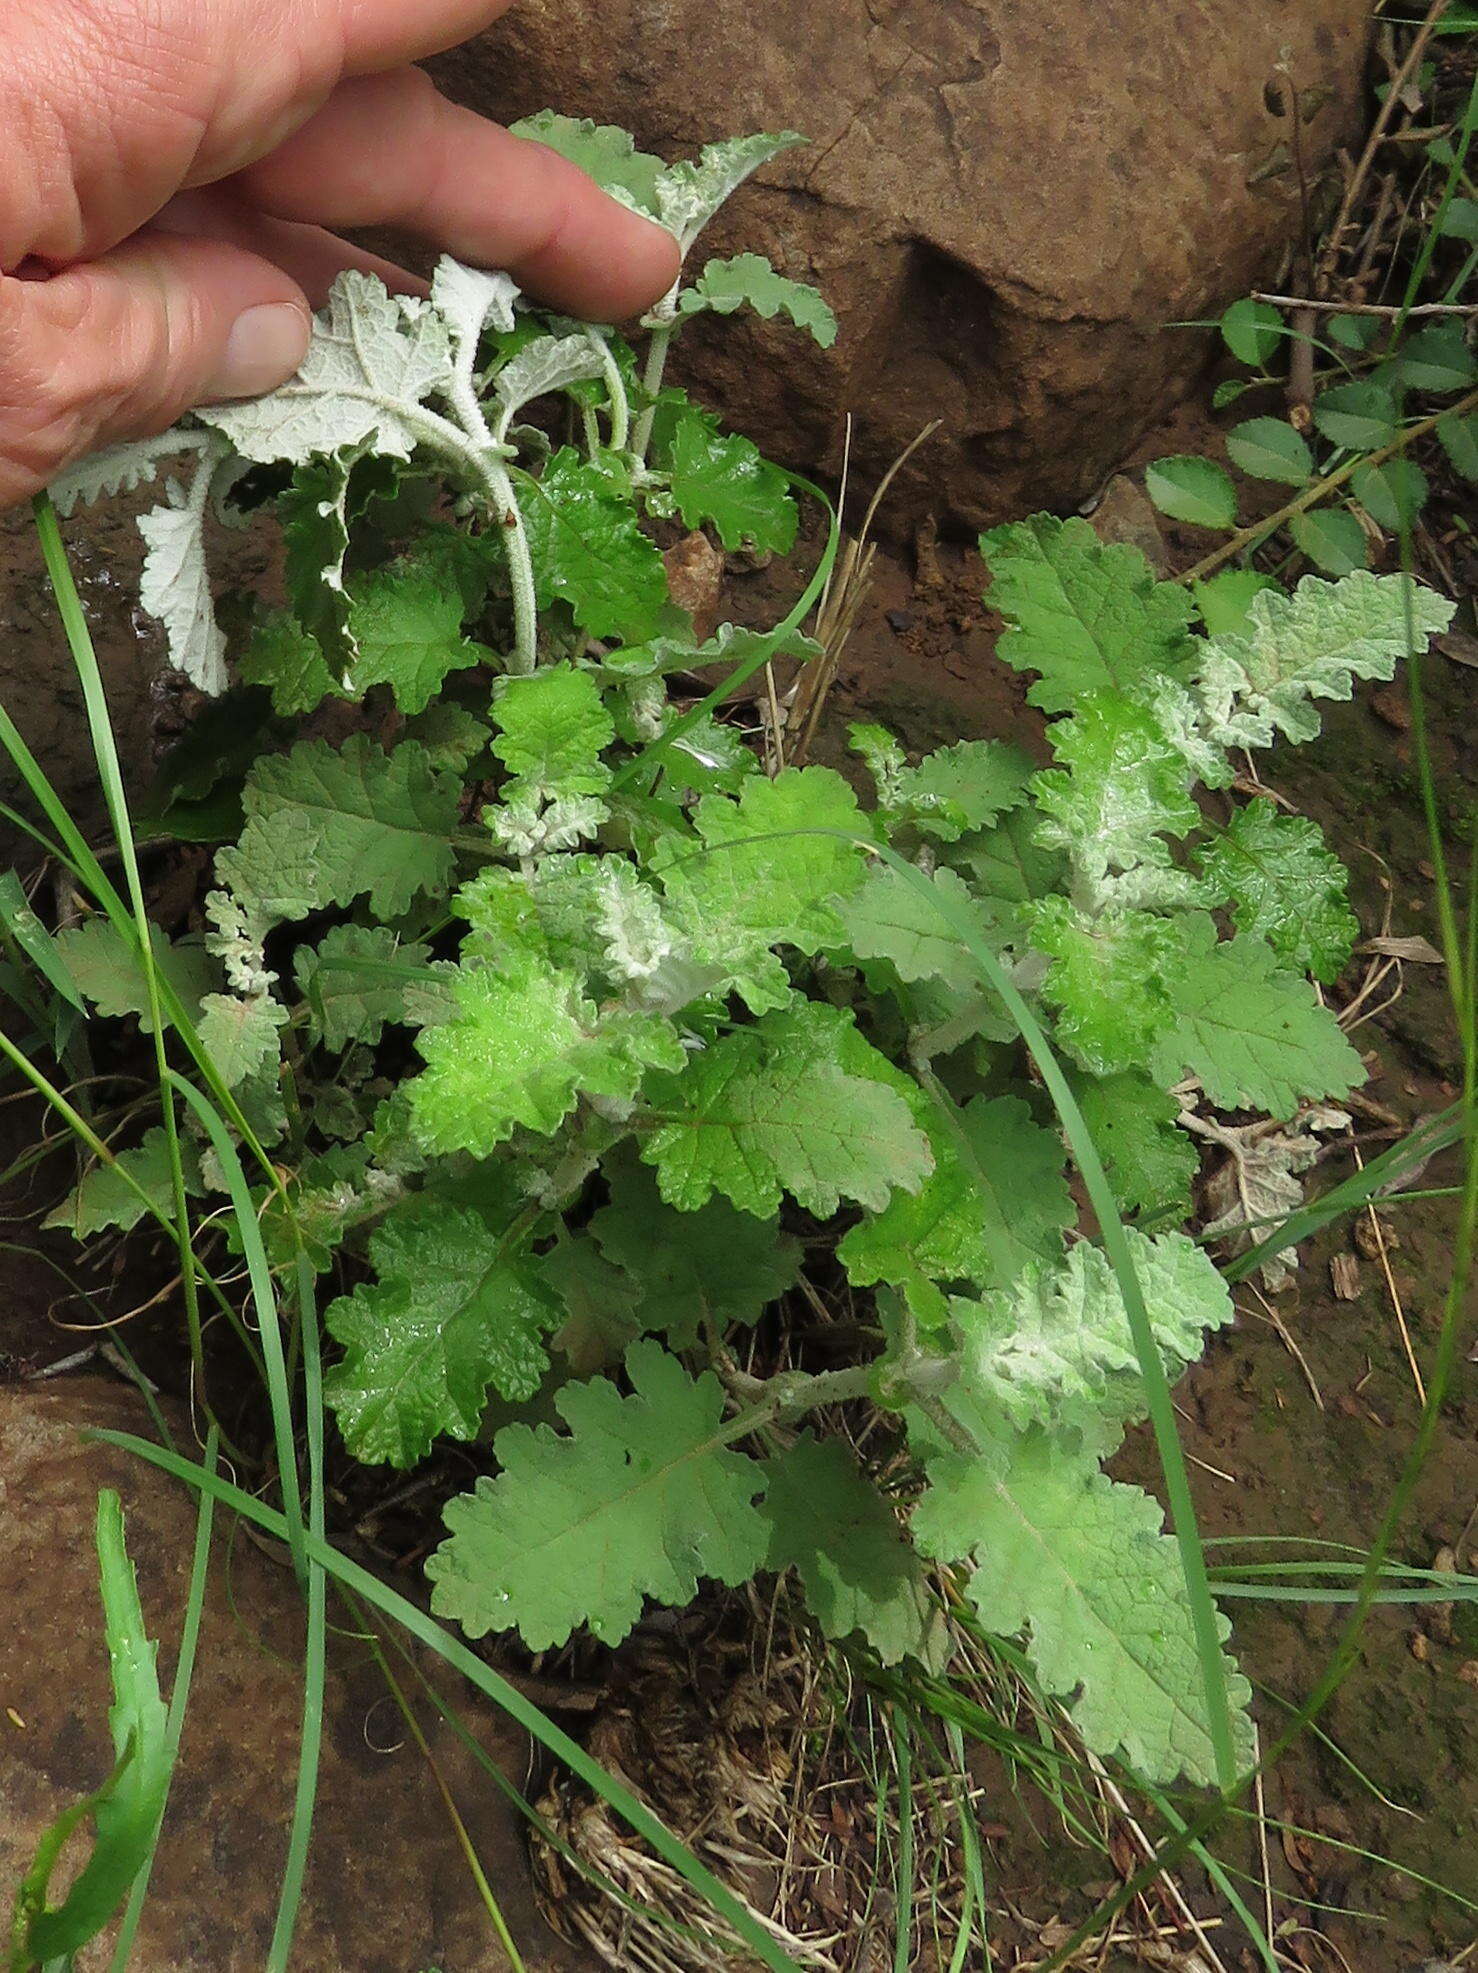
[334, 0, 518, 73]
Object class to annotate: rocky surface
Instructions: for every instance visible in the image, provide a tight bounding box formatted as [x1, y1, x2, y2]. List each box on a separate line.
[0, 1379, 579, 1972]
[433, 0, 1373, 530]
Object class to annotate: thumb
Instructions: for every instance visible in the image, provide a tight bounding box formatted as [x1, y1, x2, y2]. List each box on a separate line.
[0, 232, 311, 507]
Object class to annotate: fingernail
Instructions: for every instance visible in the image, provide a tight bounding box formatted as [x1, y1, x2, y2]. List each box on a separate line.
[207, 303, 310, 401]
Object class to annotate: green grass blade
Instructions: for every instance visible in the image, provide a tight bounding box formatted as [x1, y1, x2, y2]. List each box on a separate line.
[87, 1430, 805, 1973]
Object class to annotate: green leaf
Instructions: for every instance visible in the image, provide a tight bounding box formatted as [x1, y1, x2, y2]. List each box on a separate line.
[344, 554, 489, 713]
[508, 112, 665, 216]
[1311, 381, 1400, 451]
[1289, 508, 1369, 576]
[1327, 312, 1381, 351]
[324, 1199, 555, 1467]
[668, 410, 798, 555]
[591, 1150, 802, 1347]
[677, 254, 838, 346]
[1031, 899, 1180, 1078]
[295, 923, 435, 1051]
[1350, 459, 1428, 532]
[1191, 569, 1280, 638]
[643, 1001, 933, 1219]
[408, 702, 491, 773]
[1220, 297, 1284, 368]
[523, 447, 669, 644]
[658, 765, 869, 1013]
[411, 949, 685, 1157]
[761, 1434, 942, 1666]
[840, 864, 1005, 995]
[1199, 799, 1358, 983]
[428, 1342, 769, 1648]
[1148, 920, 1365, 1113]
[1144, 456, 1237, 529]
[655, 132, 807, 252]
[199, 271, 454, 466]
[1437, 409, 1478, 481]
[1072, 1072, 1198, 1219]
[840, 1093, 1071, 1307]
[1193, 569, 1454, 749]
[896, 739, 1036, 841]
[1393, 326, 1476, 394]
[240, 613, 338, 716]
[951, 1229, 1234, 1436]
[21, 1494, 170, 1963]
[195, 991, 287, 1087]
[54, 920, 214, 1032]
[1225, 417, 1314, 486]
[1031, 695, 1200, 906]
[216, 735, 461, 925]
[278, 448, 360, 656]
[491, 662, 615, 796]
[914, 1427, 1252, 1786]
[980, 515, 1197, 715]
[45, 1128, 203, 1240]
[951, 806, 1067, 937]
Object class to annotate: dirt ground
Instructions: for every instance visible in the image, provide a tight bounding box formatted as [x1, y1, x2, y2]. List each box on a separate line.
[0, 469, 1475, 1970]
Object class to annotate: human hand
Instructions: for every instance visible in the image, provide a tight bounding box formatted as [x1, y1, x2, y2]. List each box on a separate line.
[0, 0, 681, 506]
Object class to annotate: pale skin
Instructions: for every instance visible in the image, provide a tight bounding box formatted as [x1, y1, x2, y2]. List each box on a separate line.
[0, 0, 682, 508]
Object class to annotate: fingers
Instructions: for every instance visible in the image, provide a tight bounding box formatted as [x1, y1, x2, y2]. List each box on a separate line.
[333, 0, 517, 74]
[0, 233, 310, 508]
[152, 189, 425, 305]
[231, 70, 682, 320]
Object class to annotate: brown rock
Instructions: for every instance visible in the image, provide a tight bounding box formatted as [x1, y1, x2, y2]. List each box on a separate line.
[432, 1, 1372, 530]
[0, 1380, 579, 1973]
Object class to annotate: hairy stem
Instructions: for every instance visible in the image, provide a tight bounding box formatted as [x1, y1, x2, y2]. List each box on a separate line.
[632, 314, 678, 465]
[586, 329, 632, 453]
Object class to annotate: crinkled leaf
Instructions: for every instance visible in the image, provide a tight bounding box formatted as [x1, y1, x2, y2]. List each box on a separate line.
[1072, 1073, 1198, 1220]
[643, 1001, 932, 1219]
[54, 920, 214, 1032]
[841, 864, 1004, 995]
[892, 740, 1037, 843]
[1031, 898, 1179, 1078]
[240, 613, 337, 716]
[1032, 695, 1200, 904]
[45, 1129, 203, 1240]
[840, 1094, 1071, 1308]
[1149, 919, 1365, 1114]
[491, 662, 615, 796]
[952, 1229, 1234, 1435]
[344, 554, 488, 713]
[430, 257, 519, 360]
[655, 132, 806, 252]
[1193, 571, 1454, 750]
[411, 949, 685, 1157]
[428, 1342, 769, 1648]
[677, 254, 838, 346]
[914, 1425, 1253, 1785]
[138, 464, 228, 693]
[295, 924, 435, 1052]
[509, 112, 665, 217]
[324, 1199, 554, 1466]
[196, 992, 287, 1086]
[668, 410, 797, 555]
[981, 515, 1197, 714]
[590, 1150, 802, 1346]
[216, 735, 460, 925]
[493, 334, 607, 425]
[762, 1434, 942, 1667]
[1199, 799, 1357, 983]
[523, 447, 669, 643]
[658, 765, 869, 1013]
[951, 805, 1067, 939]
[199, 271, 454, 465]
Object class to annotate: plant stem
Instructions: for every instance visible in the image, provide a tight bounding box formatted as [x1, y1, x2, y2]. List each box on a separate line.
[632, 310, 679, 465]
[585, 329, 631, 453]
[1180, 381, 1478, 584]
[432, 390, 540, 675]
